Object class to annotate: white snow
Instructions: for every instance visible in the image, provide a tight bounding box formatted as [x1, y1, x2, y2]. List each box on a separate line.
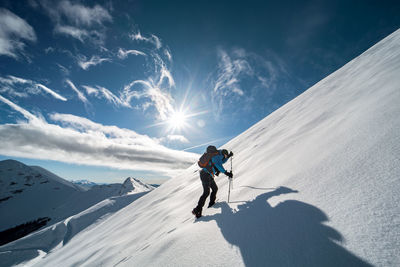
[1, 29, 400, 266]
[119, 177, 155, 195]
[0, 160, 153, 237]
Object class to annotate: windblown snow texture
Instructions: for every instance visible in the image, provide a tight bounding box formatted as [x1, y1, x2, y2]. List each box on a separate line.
[1, 29, 400, 266]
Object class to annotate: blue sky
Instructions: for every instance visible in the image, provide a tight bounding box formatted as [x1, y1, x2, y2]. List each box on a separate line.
[0, 0, 399, 184]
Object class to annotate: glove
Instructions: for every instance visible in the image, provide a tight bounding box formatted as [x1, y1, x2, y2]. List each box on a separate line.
[224, 171, 233, 178]
[228, 151, 234, 158]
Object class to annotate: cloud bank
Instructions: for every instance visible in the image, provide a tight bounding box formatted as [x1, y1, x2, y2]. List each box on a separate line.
[0, 95, 198, 173]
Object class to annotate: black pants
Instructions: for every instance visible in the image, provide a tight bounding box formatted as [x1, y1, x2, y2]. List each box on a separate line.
[196, 170, 218, 211]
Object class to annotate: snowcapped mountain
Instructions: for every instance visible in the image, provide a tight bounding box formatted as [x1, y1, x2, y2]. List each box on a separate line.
[70, 180, 101, 190]
[119, 177, 155, 195]
[0, 160, 83, 232]
[0, 160, 153, 247]
[1, 29, 400, 267]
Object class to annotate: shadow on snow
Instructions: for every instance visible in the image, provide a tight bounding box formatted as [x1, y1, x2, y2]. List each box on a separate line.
[201, 186, 372, 267]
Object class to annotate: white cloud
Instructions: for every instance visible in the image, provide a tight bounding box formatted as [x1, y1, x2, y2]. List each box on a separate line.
[0, 94, 40, 123]
[0, 8, 36, 59]
[0, 75, 67, 101]
[45, 46, 55, 53]
[97, 86, 128, 107]
[210, 48, 291, 117]
[0, 96, 198, 173]
[36, 84, 67, 101]
[40, 0, 111, 43]
[82, 85, 129, 108]
[159, 135, 190, 144]
[81, 79, 175, 120]
[0, 75, 30, 85]
[78, 55, 110, 70]
[66, 79, 88, 104]
[129, 31, 162, 49]
[116, 49, 176, 120]
[54, 24, 88, 42]
[82, 85, 99, 96]
[58, 0, 112, 27]
[151, 34, 162, 50]
[122, 80, 174, 120]
[213, 48, 253, 94]
[117, 48, 146, 59]
[56, 63, 70, 75]
[164, 49, 172, 62]
[158, 65, 175, 88]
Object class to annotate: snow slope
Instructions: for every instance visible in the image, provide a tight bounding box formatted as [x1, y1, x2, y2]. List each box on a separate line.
[70, 180, 101, 190]
[1, 29, 400, 266]
[0, 160, 83, 232]
[0, 160, 153, 240]
[119, 177, 155, 195]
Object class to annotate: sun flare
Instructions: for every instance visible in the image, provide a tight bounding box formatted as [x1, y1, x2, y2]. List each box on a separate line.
[168, 110, 187, 130]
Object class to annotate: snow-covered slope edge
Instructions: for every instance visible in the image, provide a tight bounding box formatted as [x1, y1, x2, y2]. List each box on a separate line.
[0, 192, 148, 267]
[0, 160, 153, 247]
[2, 29, 400, 266]
[0, 160, 83, 232]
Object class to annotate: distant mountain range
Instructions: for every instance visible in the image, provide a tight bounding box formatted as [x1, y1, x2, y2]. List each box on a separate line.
[0, 159, 154, 246]
[70, 179, 108, 190]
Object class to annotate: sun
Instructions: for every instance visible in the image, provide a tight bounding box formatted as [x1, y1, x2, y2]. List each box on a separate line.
[168, 110, 187, 131]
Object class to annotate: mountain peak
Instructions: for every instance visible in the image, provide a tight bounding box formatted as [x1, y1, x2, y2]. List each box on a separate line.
[119, 177, 154, 195]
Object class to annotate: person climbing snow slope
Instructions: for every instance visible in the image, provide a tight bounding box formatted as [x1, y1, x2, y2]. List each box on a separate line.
[192, 145, 233, 218]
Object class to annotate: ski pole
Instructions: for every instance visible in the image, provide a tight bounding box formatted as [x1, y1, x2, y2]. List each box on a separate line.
[228, 156, 233, 203]
[230, 156, 233, 190]
[228, 178, 231, 203]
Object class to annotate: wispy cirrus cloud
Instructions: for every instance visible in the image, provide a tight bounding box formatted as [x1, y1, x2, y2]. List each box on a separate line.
[121, 50, 176, 120]
[78, 48, 176, 121]
[0, 95, 198, 173]
[130, 31, 162, 50]
[66, 79, 88, 104]
[117, 48, 146, 59]
[213, 48, 253, 96]
[57, 0, 112, 27]
[122, 79, 174, 120]
[54, 24, 89, 42]
[81, 79, 175, 121]
[82, 85, 128, 108]
[0, 75, 67, 101]
[36, 83, 67, 101]
[0, 8, 37, 59]
[39, 0, 111, 44]
[210, 47, 294, 118]
[77, 55, 111, 70]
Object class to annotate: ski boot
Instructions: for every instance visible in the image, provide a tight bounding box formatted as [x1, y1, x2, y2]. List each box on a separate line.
[192, 208, 202, 218]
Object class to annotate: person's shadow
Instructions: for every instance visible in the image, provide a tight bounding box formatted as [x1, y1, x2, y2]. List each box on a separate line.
[201, 187, 372, 267]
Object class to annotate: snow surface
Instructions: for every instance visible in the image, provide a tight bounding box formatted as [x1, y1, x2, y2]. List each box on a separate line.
[119, 177, 155, 195]
[70, 179, 102, 190]
[0, 160, 153, 236]
[0, 160, 83, 232]
[1, 29, 400, 266]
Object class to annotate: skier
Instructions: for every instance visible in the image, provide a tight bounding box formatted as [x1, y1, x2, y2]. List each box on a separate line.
[192, 146, 233, 218]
